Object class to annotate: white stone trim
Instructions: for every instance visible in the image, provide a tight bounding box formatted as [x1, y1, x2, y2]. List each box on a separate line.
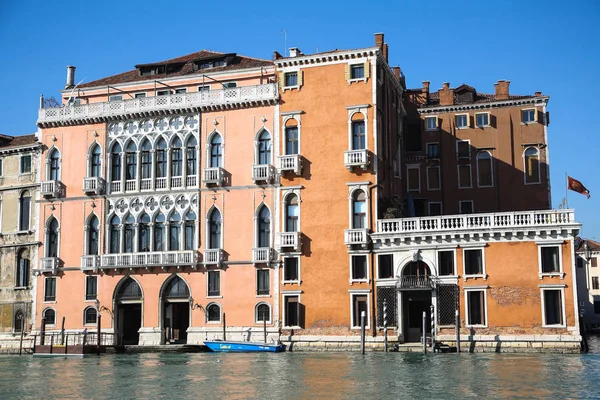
[540, 286, 567, 328]
[464, 287, 488, 328]
[537, 242, 565, 279]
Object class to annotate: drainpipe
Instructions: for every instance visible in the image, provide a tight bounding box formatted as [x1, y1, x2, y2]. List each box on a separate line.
[369, 183, 382, 337]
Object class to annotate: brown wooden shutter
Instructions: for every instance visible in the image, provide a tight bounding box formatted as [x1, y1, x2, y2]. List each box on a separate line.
[344, 64, 350, 80]
[297, 70, 303, 87]
[364, 61, 370, 79]
[278, 72, 285, 88]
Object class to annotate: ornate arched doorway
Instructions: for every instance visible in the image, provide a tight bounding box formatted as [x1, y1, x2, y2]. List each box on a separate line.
[161, 275, 190, 344]
[398, 261, 434, 343]
[115, 277, 143, 345]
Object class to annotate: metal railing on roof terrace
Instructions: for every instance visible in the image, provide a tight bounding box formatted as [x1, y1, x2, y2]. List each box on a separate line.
[376, 209, 576, 235]
[38, 83, 278, 125]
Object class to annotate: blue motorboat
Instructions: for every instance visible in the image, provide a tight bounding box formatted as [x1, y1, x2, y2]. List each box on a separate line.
[203, 340, 285, 353]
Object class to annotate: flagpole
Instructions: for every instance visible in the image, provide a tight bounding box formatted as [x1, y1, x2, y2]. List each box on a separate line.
[565, 172, 569, 208]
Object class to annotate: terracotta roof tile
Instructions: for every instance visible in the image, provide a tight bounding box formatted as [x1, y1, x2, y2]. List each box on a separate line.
[577, 239, 600, 252]
[408, 83, 540, 108]
[0, 134, 38, 149]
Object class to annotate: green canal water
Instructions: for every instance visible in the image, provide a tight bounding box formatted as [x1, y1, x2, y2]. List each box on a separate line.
[1, 341, 599, 399]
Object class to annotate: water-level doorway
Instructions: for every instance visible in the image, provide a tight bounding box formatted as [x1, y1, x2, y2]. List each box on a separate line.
[114, 277, 144, 345]
[398, 261, 434, 343]
[161, 275, 191, 345]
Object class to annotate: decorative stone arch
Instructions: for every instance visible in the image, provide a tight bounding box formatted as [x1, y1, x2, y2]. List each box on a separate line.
[205, 302, 222, 323]
[112, 275, 144, 345]
[44, 215, 60, 258]
[113, 275, 144, 302]
[346, 105, 370, 151]
[395, 251, 438, 278]
[282, 114, 301, 156]
[254, 202, 272, 249]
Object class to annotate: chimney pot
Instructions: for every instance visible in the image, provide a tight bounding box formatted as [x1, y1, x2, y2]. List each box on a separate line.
[374, 33, 384, 49]
[442, 82, 450, 89]
[393, 67, 401, 81]
[65, 65, 76, 89]
[534, 91, 542, 97]
[383, 43, 389, 62]
[439, 82, 454, 106]
[494, 80, 511, 100]
[422, 81, 430, 92]
[289, 47, 302, 58]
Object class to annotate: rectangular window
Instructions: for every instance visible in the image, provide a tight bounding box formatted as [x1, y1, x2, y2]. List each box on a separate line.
[427, 166, 440, 191]
[464, 249, 483, 275]
[108, 95, 123, 102]
[425, 116, 438, 131]
[285, 127, 299, 155]
[20, 155, 31, 173]
[351, 120, 366, 150]
[456, 141, 470, 159]
[208, 271, 220, 297]
[593, 277, 599, 290]
[350, 64, 364, 79]
[284, 295, 299, 327]
[156, 90, 170, 96]
[543, 289, 564, 326]
[283, 257, 299, 282]
[426, 143, 439, 159]
[407, 166, 420, 192]
[351, 294, 368, 328]
[466, 290, 486, 326]
[134, 92, 146, 98]
[458, 165, 472, 188]
[198, 85, 210, 92]
[378, 254, 393, 279]
[223, 82, 237, 88]
[257, 269, 270, 295]
[541, 246, 560, 273]
[19, 195, 30, 231]
[175, 88, 187, 94]
[475, 112, 490, 127]
[284, 72, 298, 87]
[459, 200, 474, 214]
[438, 251, 455, 276]
[522, 109, 536, 123]
[44, 277, 56, 302]
[86, 276, 97, 301]
[429, 202, 442, 216]
[455, 114, 468, 128]
[351, 255, 368, 281]
[592, 258, 598, 268]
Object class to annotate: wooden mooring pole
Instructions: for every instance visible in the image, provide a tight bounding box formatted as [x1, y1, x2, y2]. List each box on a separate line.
[40, 318, 46, 346]
[263, 319, 267, 344]
[19, 308, 27, 356]
[455, 309, 461, 353]
[223, 312, 226, 341]
[97, 315, 102, 355]
[422, 311, 426, 354]
[360, 311, 366, 355]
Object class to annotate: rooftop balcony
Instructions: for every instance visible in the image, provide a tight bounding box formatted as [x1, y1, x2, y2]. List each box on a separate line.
[41, 180, 64, 198]
[277, 154, 302, 175]
[39, 257, 59, 274]
[83, 177, 105, 195]
[276, 232, 301, 251]
[99, 250, 198, 270]
[252, 164, 275, 183]
[37, 83, 279, 127]
[344, 149, 369, 171]
[344, 228, 370, 248]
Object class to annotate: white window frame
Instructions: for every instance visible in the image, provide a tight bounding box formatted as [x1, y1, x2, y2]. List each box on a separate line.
[425, 116, 438, 131]
[20, 154, 32, 174]
[462, 246, 487, 280]
[456, 140, 471, 160]
[44, 277, 57, 303]
[523, 147, 541, 185]
[476, 151, 494, 188]
[108, 94, 123, 102]
[83, 306, 98, 326]
[282, 112, 302, 156]
[426, 166, 441, 191]
[256, 268, 271, 298]
[205, 302, 222, 324]
[254, 302, 272, 324]
[206, 269, 222, 299]
[349, 253, 369, 284]
[347, 182, 370, 230]
[134, 92, 147, 98]
[428, 202, 443, 216]
[349, 290, 371, 329]
[455, 113, 469, 129]
[282, 189, 302, 233]
[283, 71, 300, 89]
[346, 105, 369, 151]
[457, 164, 472, 189]
[521, 108, 537, 124]
[539, 285, 566, 328]
[282, 291, 302, 329]
[223, 82, 237, 88]
[475, 112, 490, 128]
[426, 142, 439, 159]
[459, 200, 474, 214]
[406, 164, 421, 193]
[437, 249, 457, 277]
[42, 307, 57, 327]
[377, 253, 395, 280]
[197, 85, 210, 92]
[84, 274, 98, 302]
[348, 62, 367, 83]
[537, 241, 565, 279]
[174, 88, 187, 94]
[464, 287, 488, 328]
[282, 255, 301, 285]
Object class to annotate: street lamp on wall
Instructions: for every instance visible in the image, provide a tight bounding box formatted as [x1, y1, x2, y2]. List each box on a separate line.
[584, 242, 592, 262]
[190, 297, 204, 312]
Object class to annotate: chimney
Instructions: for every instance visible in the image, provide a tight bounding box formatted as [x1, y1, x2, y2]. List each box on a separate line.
[534, 91, 542, 97]
[422, 81, 430, 95]
[494, 80, 510, 100]
[393, 67, 400, 81]
[374, 33, 384, 49]
[439, 82, 454, 106]
[65, 66, 76, 89]
[289, 47, 302, 57]
[273, 51, 283, 60]
[383, 43, 389, 62]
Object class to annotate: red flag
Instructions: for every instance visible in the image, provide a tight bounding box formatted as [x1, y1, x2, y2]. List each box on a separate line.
[568, 176, 591, 199]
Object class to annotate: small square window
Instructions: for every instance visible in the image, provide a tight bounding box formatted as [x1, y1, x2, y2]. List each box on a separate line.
[378, 254, 393, 279]
[350, 64, 364, 79]
[108, 95, 123, 102]
[44, 277, 56, 302]
[475, 112, 490, 128]
[455, 114, 468, 128]
[593, 277, 599, 290]
[425, 116, 438, 131]
[223, 82, 237, 88]
[459, 200, 474, 214]
[438, 251, 455, 275]
[285, 72, 298, 87]
[85, 276, 97, 301]
[407, 166, 420, 192]
[426, 143, 439, 159]
[592, 258, 598, 268]
[257, 269, 270, 295]
[208, 270, 220, 297]
[464, 249, 483, 275]
[156, 90, 170, 96]
[541, 246, 560, 273]
[134, 92, 146, 98]
[457, 141, 470, 159]
[175, 88, 187, 94]
[198, 86, 210, 92]
[458, 165, 472, 188]
[427, 167, 440, 191]
[351, 255, 368, 281]
[522, 109, 536, 123]
[20, 155, 31, 174]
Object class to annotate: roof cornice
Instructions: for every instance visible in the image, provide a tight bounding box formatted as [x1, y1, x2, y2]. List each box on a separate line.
[274, 47, 380, 67]
[0, 143, 41, 155]
[418, 96, 549, 114]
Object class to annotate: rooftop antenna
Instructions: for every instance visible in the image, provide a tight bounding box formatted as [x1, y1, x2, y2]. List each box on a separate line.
[281, 29, 287, 54]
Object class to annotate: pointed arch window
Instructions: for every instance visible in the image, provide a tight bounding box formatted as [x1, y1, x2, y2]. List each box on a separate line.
[109, 215, 120, 254]
[16, 248, 29, 287]
[184, 211, 196, 251]
[163, 276, 190, 299]
[87, 215, 99, 255]
[210, 134, 223, 168]
[156, 138, 167, 178]
[90, 144, 102, 178]
[257, 206, 271, 248]
[140, 140, 152, 180]
[154, 213, 165, 251]
[116, 277, 142, 301]
[171, 137, 183, 177]
[209, 208, 221, 249]
[285, 194, 299, 232]
[49, 148, 61, 181]
[19, 190, 31, 231]
[257, 131, 272, 165]
[46, 218, 59, 258]
[139, 213, 151, 252]
[352, 190, 367, 229]
[169, 212, 181, 251]
[125, 142, 137, 180]
[186, 137, 198, 175]
[524, 147, 540, 184]
[477, 151, 493, 187]
[110, 143, 122, 182]
[124, 215, 135, 253]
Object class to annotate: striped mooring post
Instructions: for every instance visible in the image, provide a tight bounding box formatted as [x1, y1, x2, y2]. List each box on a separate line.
[383, 298, 388, 353]
[430, 304, 435, 351]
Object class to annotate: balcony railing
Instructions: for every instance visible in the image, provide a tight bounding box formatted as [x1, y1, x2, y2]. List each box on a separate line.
[81, 255, 99, 271]
[344, 228, 370, 247]
[99, 250, 198, 269]
[186, 175, 198, 187]
[125, 179, 137, 192]
[276, 232, 301, 251]
[82, 177, 105, 195]
[41, 180, 63, 198]
[277, 154, 302, 175]
[38, 83, 279, 126]
[155, 177, 167, 190]
[396, 275, 435, 290]
[376, 209, 577, 235]
[204, 249, 223, 265]
[140, 178, 152, 191]
[171, 176, 183, 189]
[110, 181, 122, 194]
[252, 164, 275, 183]
[344, 149, 369, 170]
[40, 257, 59, 274]
[203, 167, 225, 186]
[253, 247, 274, 263]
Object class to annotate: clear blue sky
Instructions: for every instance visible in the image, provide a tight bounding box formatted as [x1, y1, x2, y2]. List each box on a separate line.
[1, 0, 598, 238]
